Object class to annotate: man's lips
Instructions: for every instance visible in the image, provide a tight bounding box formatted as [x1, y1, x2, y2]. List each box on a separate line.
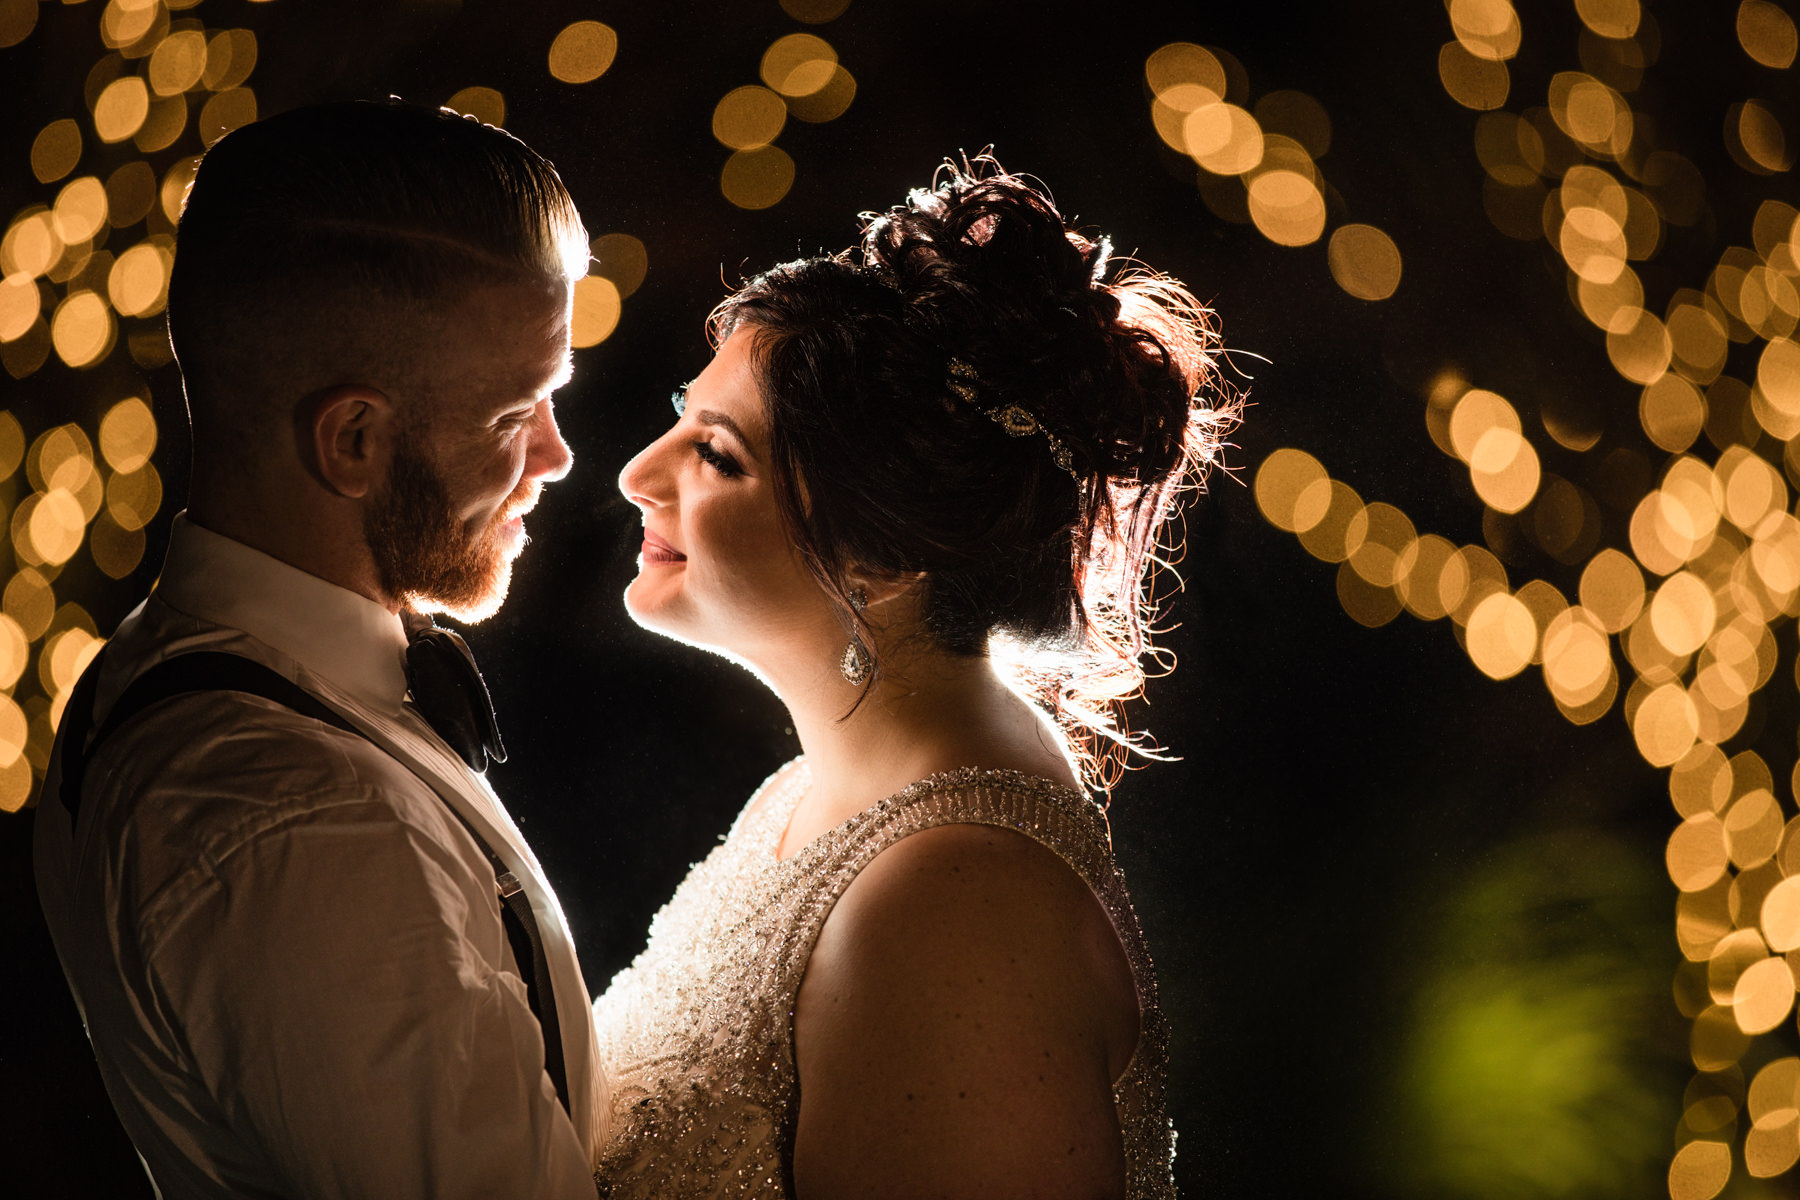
[642, 530, 686, 564]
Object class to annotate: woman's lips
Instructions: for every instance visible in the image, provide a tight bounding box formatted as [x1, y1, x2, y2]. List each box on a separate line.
[641, 530, 686, 564]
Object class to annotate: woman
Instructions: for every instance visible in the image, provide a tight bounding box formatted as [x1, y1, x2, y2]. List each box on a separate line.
[595, 161, 1235, 1199]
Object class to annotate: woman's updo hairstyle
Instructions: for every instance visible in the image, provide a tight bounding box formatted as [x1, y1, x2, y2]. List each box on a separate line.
[710, 157, 1237, 788]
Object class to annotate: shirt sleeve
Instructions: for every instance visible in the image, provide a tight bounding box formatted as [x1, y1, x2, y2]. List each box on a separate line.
[143, 790, 596, 1200]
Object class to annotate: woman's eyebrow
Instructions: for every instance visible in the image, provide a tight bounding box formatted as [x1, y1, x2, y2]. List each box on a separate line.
[694, 408, 761, 460]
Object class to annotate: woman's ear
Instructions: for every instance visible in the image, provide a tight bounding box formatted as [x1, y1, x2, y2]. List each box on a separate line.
[848, 571, 925, 614]
[305, 386, 397, 500]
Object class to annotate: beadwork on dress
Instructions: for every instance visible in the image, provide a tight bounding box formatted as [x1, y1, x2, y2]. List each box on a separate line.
[591, 762, 1177, 1199]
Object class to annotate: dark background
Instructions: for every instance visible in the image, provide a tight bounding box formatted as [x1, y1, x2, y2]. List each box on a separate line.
[6, 0, 1783, 1194]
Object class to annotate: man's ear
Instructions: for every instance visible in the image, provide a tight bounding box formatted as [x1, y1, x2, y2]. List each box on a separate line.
[305, 386, 396, 500]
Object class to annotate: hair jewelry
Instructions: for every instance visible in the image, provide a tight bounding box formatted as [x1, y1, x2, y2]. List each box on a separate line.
[946, 358, 1077, 480]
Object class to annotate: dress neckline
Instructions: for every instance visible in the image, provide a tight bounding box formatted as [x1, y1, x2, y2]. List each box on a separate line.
[762, 759, 1099, 865]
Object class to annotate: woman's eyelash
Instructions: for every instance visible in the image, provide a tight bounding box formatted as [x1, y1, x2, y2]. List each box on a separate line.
[671, 384, 689, 416]
[692, 440, 741, 477]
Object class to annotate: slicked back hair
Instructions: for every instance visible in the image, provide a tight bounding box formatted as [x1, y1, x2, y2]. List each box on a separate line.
[167, 100, 588, 448]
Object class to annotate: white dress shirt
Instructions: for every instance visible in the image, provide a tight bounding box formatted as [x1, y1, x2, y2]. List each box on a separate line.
[35, 516, 604, 1199]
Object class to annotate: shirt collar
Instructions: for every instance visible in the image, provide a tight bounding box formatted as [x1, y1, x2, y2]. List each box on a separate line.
[153, 513, 411, 713]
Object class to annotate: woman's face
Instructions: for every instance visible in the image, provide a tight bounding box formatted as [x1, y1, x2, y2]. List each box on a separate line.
[618, 327, 834, 663]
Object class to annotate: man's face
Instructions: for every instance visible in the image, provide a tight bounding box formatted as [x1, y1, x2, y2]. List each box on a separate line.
[364, 277, 574, 623]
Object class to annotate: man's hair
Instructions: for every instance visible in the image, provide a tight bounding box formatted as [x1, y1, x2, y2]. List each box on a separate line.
[166, 100, 588, 452]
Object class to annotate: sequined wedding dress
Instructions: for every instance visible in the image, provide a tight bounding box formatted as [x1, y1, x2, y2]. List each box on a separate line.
[590, 760, 1177, 1199]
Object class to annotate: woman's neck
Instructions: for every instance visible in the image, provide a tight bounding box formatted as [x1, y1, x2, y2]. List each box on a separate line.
[768, 647, 1077, 858]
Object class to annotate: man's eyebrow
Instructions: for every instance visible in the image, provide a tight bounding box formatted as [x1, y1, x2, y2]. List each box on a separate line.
[695, 408, 760, 459]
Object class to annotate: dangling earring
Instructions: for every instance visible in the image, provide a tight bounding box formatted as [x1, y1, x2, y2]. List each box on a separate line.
[840, 588, 872, 686]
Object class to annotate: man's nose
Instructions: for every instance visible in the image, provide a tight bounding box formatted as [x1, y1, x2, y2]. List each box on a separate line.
[526, 399, 573, 482]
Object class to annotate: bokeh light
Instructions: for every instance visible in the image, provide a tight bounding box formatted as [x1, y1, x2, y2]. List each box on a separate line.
[720, 145, 795, 210]
[444, 86, 503, 128]
[548, 21, 617, 85]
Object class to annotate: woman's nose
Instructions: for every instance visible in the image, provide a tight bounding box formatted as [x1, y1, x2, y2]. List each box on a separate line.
[618, 435, 668, 510]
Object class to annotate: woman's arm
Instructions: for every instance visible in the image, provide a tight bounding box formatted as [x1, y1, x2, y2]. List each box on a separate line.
[791, 822, 1140, 1200]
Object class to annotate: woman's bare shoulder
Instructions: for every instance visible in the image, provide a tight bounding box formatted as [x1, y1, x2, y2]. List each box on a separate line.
[790, 820, 1139, 1200]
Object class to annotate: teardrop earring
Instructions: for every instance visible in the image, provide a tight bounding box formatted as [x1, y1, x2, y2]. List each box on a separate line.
[839, 588, 872, 686]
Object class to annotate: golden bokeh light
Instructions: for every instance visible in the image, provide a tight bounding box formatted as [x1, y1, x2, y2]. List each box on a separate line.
[1253, 448, 1329, 533]
[1764, 878, 1800, 951]
[107, 240, 171, 318]
[0, 0, 38, 49]
[149, 28, 208, 96]
[0, 614, 26, 690]
[1446, 388, 1518, 463]
[50, 290, 114, 369]
[779, 0, 851, 22]
[104, 161, 153, 227]
[782, 66, 855, 123]
[30, 119, 82, 185]
[1726, 789, 1785, 870]
[1437, 40, 1509, 111]
[1640, 375, 1705, 453]
[570, 274, 621, 349]
[1559, 205, 1627, 284]
[761, 34, 837, 97]
[0, 693, 25, 769]
[1740, 0, 1800, 69]
[0, 410, 24, 478]
[591, 233, 647, 299]
[1730, 101, 1793, 175]
[105, 464, 161, 532]
[1574, 0, 1642, 39]
[160, 156, 199, 225]
[1640, 682, 1701, 767]
[1668, 304, 1728, 383]
[1579, 548, 1646, 633]
[197, 87, 257, 149]
[713, 86, 787, 151]
[93, 75, 150, 144]
[1747, 1110, 1800, 1178]
[1449, 0, 1521, 61]
[4, 567, 54, 643]
[1652, 572, 1719, 658]
[1252, 90, 1330, 158]
[202, 29, 258, 92]
[99, 397, 156, 473]
[1345, 502, 1416, 589]
[3, 209, 61, 279]
[1246, 170, 1324, 247]
[1335, 560, 1403, 628]
[1185, 102, 1263, 176]
[53, 176, 108, 245]
[0, 273, 39, 343]
[1468, 426, 1541, 512]
[720, 146, 796, 211]
[1146, 42, 1228, 100]
[1465, 591, 1536, 679]
[548, 20, 618, 85]
[28, 489, 86, 566]
[1711, 928, 1770, 1005]
[1607, 307, 1673, 384]
[444, 86, 504, 128]
[1734, 955, 1795, 1034]
[1720, 447, 1786, 532]
[1542, 607, 1612, 707]
[1295, 479, 1362, 563]
[1327, 224, 1401, 301]
[1670, 812, 1730, 892]
[1668, 1137, 1731, 1200]
[1396, 534, 1458, 620]
[1575, 267, 1644, 332]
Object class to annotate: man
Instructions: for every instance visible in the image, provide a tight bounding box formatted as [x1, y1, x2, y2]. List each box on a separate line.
[34, 101, 602, 1198]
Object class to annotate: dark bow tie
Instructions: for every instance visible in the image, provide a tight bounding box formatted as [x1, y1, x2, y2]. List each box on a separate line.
[402, 612, 507, 774]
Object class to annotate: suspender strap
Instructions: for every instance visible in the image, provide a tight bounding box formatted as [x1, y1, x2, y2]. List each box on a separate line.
[56, 650, 571, 1115]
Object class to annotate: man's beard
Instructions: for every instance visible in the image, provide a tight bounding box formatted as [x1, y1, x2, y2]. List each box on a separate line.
[364, 425, 533, 623]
